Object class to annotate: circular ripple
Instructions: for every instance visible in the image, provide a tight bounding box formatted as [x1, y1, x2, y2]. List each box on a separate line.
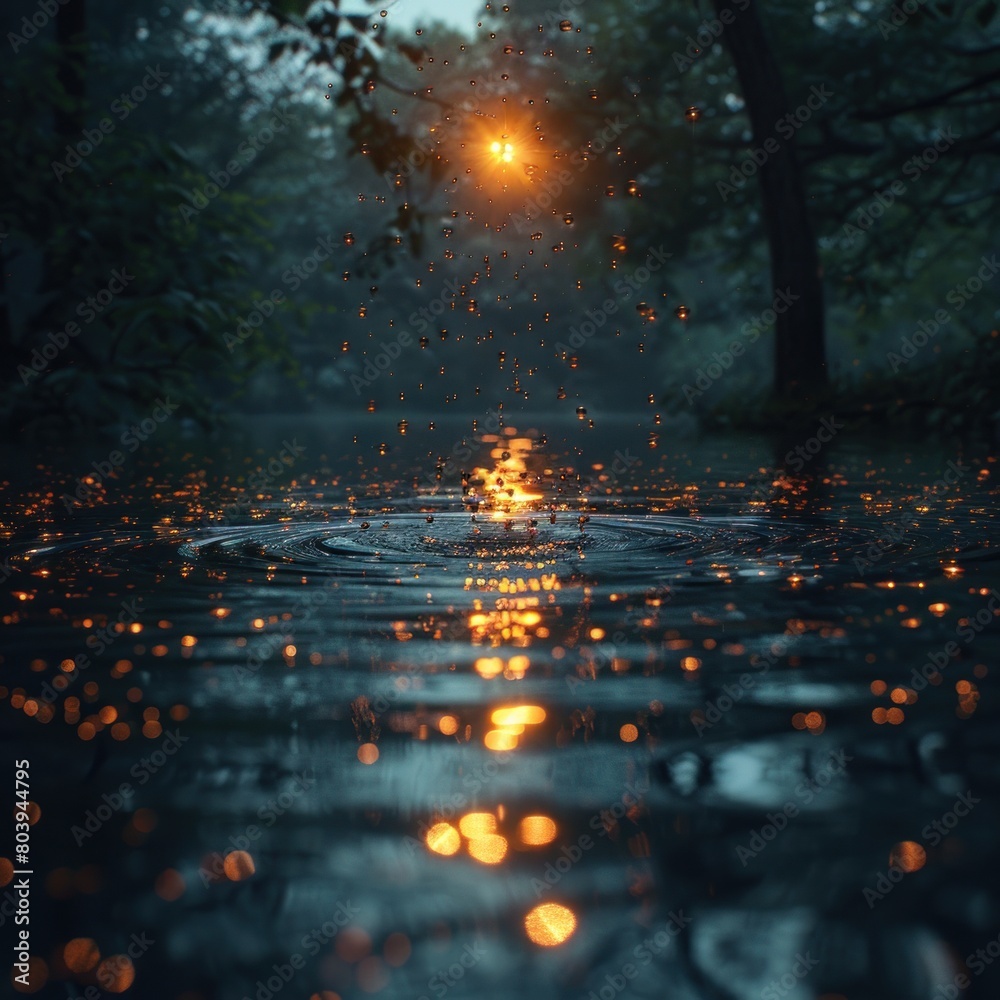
[177, 512, 877, 581]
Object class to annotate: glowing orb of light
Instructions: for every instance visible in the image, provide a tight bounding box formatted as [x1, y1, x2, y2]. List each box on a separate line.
[490, 140, 514, 163]
[524, 902, 577, 946]
[425, 822, 461, 856]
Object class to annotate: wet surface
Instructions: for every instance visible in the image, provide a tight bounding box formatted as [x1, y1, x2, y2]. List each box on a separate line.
[3, 419, 1000, 1000]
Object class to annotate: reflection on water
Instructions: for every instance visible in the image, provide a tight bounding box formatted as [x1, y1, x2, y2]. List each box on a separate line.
[3, 425, 1000, 1000]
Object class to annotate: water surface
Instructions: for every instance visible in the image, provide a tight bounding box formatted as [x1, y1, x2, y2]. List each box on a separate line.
[4, 418, 999, 1000]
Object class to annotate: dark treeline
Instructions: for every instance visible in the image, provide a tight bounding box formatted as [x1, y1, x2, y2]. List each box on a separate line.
[2, 0, 999, 436]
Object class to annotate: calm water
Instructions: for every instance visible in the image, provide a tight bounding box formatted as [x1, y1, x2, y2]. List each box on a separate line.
[4, 416, 1000, 1000]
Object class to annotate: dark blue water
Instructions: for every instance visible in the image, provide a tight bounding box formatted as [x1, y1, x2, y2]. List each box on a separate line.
[3, 417, 999, 1000]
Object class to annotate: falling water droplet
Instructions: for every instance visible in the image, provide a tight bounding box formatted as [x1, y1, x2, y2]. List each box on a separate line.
[685, 106, 702, 122]
[675, 304, 690, 320]
[559, 19, 573, 31]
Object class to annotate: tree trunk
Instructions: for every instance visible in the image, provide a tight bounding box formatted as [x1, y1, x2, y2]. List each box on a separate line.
[713, 0, 827, 397]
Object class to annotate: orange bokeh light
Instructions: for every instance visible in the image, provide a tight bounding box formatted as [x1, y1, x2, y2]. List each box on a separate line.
[524, 902, 577, 946]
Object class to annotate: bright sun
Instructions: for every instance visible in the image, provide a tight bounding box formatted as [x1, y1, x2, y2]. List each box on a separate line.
[490, 139, 514, 163]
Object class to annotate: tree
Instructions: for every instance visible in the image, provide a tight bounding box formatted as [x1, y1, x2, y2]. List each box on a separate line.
[710, 0, 826, 396]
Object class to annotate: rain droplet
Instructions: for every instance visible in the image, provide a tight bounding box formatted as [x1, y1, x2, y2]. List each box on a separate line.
[343, 233, 355, 245]
[685, 106, 702, 123]
[559, 19, 572, 30]
[626, 179, 639, 196]
[576, 406, 587, 419]
[675, 304, 690, 320]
